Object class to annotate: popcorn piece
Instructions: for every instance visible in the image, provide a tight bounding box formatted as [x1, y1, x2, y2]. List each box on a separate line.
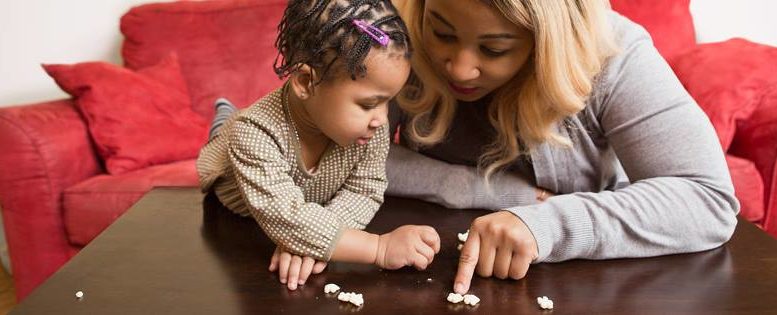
[463, 294, 480, 306]
[338, 292, 352, 302]
[457, 230, 469, 243]
[447, 293, 464, 304]
[537, 296, 554, 310]
[324, 283, 341, 294]
[349, 293, 364, 306]
[338, 291, 364, 307]
[75, 291, 84, 299]
[457, 244, 463, 251]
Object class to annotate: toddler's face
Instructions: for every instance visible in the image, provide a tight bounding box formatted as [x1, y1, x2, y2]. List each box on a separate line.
[306, 50, 411, 147]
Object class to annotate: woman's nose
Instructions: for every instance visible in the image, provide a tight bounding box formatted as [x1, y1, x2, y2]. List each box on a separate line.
[446, 49, 480, 82]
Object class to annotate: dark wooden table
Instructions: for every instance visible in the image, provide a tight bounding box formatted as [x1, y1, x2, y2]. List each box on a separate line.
[11, 188, 777, 314]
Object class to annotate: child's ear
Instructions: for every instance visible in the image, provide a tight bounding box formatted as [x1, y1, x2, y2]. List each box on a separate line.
[290, 64, 317, 100]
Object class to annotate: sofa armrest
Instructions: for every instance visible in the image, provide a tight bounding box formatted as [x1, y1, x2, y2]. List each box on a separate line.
[729, 87, 777, 238]
[0, 99, 103, 300]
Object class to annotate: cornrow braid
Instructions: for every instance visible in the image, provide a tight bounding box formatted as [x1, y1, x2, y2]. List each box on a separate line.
[274, 0, 412, 83]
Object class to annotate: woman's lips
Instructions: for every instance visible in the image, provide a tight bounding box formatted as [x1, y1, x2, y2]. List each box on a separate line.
[449, 82, 479, 95]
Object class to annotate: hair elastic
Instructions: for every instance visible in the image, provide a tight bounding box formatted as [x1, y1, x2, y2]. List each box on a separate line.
[352, 19, 389, 46]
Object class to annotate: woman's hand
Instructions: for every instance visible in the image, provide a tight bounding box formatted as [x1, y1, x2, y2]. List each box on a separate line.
[375, 225, 441, 270]
[453, 211, 538, 294]
[536, 187, 554, 202]
[268, 246, 328, 290]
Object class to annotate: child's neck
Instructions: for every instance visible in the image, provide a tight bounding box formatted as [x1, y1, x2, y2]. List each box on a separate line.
[286, 90, 331, 171]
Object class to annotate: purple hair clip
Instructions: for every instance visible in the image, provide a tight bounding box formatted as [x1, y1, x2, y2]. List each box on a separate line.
[352, 19, 389, 47]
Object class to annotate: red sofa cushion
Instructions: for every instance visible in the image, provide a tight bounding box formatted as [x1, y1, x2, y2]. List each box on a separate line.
[610, 0, 696, 60]
[670, 39, 777, 151]
[43, 54, 209, 175]
[121, 0, 287, 118]
[726, 155, 765, 223]
[730, 86, 777, 234]
[63, 159, 199, 246]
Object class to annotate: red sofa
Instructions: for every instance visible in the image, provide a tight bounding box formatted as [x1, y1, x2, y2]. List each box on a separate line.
[1, 0, 776, 302]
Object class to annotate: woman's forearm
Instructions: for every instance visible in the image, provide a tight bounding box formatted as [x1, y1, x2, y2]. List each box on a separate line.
[386, 143, 538, 209]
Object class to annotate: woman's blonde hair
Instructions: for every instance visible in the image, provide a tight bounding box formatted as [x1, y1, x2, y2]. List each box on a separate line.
[393, 0, 619, 181]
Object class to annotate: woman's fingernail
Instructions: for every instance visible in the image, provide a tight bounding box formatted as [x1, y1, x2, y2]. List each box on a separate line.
[454, 283, 464, 293]
[280, 279, 286, 284]
[299, 280, 305, 285]
[290, 282, 297, 290]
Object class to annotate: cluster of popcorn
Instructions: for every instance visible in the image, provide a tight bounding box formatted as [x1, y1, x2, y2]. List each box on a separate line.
[324, 283, 363, 307]
[446, 292, 480, 306]
[457, 230, 469, 251]
[537, 296, 554, 310]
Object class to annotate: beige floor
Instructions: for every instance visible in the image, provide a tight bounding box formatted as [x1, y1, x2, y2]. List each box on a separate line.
[0, 264, 15, 315]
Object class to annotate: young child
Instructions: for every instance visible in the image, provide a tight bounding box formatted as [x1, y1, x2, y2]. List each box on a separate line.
[197, 0, 440, 291]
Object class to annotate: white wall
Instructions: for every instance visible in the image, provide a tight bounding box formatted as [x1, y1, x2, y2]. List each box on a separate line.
[0, 0, 160, 107]
[1, 0, 777, 107]
[690, 0, 777, 45]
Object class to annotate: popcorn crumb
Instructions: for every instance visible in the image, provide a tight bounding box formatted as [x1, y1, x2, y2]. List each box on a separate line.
[537, 296, 554, 310]
[75, 291, 84, 299]
[457, 230, 469, 243]
[324, 283, 341, 294]
[446, 293, 464, 304]
[426, 278, 433, 282]
[463, 294, 480, 306]
[457, 244, 463, 251]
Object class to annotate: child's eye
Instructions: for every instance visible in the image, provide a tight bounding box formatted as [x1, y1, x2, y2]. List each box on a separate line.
[481, 46, 508, 57]
[359, 103, 378, 110]
[433, 30, 456, 43]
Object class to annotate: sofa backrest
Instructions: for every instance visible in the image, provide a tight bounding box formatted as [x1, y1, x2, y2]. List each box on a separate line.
[121, 0, 288, 119]
[610, 0, 696, 61]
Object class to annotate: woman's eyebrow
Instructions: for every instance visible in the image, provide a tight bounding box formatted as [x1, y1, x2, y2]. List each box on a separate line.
[430, 11, 455, 30]
[431, 10, 518, 40]
[479, 33, 519, 40]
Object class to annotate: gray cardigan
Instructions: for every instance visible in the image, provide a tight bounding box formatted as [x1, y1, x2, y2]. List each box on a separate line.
[386, 12, 739, 262]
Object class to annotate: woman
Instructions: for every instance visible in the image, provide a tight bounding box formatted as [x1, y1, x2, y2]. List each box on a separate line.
[387, 0, 739, 294]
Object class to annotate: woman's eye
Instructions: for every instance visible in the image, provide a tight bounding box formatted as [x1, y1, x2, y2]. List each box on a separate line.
[433, 30, 456, 43]
[481, 46, 508, 57]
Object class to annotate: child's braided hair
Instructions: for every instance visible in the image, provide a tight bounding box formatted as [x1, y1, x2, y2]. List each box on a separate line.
[274, 0, 412, 83]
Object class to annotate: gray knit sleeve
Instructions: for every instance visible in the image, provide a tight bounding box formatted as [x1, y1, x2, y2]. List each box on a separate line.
[507, 22, 738, 262]
[386, 144, 538, 209]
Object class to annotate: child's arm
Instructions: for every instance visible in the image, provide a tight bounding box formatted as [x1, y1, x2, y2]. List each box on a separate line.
[323, 125, 391, 229]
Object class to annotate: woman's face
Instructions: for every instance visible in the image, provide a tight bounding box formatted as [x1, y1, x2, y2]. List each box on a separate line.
[421, 0, 534, 102]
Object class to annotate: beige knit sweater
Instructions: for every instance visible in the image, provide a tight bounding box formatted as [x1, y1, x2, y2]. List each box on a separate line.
[197, 87, 389, 261]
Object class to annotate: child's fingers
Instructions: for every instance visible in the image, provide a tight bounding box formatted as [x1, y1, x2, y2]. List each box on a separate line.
[278, 251, 292, 284]
[412, 252, 430, 270]
[312, 261, 328, 274]
[415, 242, 436, 264]
[269, 247, 280, 272]
[298, 257, 315, 285]
[420, 227, 441, 253]
[287, 255, 303, 290]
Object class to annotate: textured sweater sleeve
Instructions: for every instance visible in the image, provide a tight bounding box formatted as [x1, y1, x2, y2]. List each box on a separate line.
[324, 125, 390, 229]
[228, 116, 345, 261]
[506, 24, 739, 262]
[386, 144, 538, 209]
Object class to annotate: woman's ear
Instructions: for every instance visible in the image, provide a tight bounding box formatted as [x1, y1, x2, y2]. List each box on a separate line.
[290, 64, 317, 100]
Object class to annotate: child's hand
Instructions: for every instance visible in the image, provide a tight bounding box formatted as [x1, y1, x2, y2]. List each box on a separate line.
[375, 225, 440, 270]
[268, 246, 328, 290]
